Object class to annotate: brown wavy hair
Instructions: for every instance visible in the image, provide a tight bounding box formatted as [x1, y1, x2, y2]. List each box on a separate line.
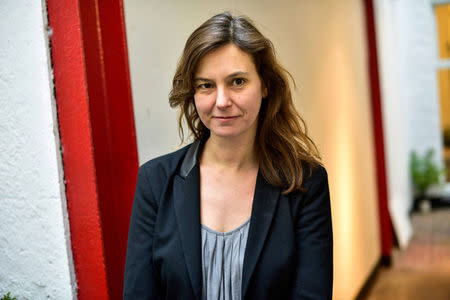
[169, 12, 321, 194]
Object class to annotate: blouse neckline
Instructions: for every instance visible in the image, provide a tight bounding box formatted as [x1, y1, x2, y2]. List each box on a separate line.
[201, 218, 251, 236]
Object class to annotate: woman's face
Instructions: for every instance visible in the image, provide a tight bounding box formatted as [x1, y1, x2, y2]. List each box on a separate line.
[194, 43, 267, 141]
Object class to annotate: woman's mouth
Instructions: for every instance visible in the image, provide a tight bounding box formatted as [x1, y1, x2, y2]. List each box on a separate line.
[214, 116, 239, 121]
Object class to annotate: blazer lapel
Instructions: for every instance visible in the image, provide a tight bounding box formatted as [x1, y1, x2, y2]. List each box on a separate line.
[173, 165, 202, 299]
[242, 171, 280, 298]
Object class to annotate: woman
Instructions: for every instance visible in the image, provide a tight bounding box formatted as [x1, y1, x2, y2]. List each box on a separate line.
[124, 12, 333, 300]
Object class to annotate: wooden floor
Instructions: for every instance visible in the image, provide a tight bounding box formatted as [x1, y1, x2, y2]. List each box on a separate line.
[363, 208, 450, 300]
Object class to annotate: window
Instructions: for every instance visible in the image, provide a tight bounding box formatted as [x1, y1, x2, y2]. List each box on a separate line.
[434, 1, 450, 180]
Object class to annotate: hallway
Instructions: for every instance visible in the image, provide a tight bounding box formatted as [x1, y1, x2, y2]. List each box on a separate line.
[364, 208, 450, 299]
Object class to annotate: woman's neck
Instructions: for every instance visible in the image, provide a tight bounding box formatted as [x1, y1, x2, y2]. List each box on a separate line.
[200, 133, 258, 172]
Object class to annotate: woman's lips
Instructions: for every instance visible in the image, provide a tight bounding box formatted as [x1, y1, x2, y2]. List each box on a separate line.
[213, 116, 239, 121]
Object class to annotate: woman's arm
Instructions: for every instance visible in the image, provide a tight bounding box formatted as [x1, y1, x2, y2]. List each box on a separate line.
[293, 165, 333, 299]
[123, 165, 162, 300]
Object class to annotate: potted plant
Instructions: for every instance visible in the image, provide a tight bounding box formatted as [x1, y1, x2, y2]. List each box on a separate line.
[410, 149, 445, 213]
[0, 293, 17, 300]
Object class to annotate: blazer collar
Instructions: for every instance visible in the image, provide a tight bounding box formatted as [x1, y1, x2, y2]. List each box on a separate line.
[179, 139, 202, 178]
[174, 139, 280, 299]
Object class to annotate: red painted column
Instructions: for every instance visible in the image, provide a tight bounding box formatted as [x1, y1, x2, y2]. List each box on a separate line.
[79, 0, 138, 298]
[47, 0, 138, 298]
[363, 0, 393, 261]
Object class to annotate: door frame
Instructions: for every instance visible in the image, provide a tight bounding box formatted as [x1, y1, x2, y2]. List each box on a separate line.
[46, 0, 138, 298]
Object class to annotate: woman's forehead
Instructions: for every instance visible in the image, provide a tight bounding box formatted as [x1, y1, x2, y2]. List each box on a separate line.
[194, 44, 258, 78]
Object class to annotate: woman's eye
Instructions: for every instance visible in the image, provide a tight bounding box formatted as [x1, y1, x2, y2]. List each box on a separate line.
[232, 78, 246, 86]
[197, 83, 212, 89]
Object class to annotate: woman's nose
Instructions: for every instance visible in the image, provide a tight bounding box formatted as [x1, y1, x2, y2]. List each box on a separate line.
[216, 86, 232, 109]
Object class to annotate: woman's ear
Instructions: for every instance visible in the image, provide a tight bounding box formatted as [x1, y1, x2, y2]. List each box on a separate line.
[262, 82, 268, 98]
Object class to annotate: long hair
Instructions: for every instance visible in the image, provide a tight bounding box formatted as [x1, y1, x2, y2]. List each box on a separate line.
[169, 12, 321, 194]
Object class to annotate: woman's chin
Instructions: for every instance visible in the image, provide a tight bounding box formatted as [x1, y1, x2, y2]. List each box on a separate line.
[209, 129, 255, 141]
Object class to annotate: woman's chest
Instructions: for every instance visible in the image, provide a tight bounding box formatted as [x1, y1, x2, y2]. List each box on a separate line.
[199, 168, 257, 232]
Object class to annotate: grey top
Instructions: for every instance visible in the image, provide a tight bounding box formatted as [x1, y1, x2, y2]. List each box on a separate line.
[201, 218, 250, 300]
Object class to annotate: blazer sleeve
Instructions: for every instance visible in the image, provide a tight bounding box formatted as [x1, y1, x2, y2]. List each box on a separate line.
[123, 165, 162, 300]
[293, 165, 333, 300]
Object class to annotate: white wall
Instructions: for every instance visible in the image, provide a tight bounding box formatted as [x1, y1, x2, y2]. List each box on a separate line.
[124, 1, 380, 299]
[399, 1, 441, 155]
[374, 0, 442, 248]
[0, 1, 75, 299]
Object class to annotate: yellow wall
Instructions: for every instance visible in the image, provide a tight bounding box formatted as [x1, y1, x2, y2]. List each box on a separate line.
[124, 1, 381, 299]
[282, 2, 381, 299]
[436, 4, 450, 130]
[435, 4, 450, 178]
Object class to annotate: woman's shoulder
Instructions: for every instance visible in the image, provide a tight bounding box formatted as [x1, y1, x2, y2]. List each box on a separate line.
[302, 162, 328, 183]
[287, 161, 328, 198]
[288, 162, 331, 221]
[301, 161, 328, 186]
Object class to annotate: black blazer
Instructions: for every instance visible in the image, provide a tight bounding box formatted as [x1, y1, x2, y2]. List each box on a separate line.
[123, 140, 333, 299]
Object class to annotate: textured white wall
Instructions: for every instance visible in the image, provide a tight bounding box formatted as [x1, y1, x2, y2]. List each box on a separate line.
[0, 1, 75, 299]
[374, 0, 442, 248]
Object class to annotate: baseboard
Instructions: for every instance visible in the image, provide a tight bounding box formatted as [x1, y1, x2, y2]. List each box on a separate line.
[354, 255, 390, 300]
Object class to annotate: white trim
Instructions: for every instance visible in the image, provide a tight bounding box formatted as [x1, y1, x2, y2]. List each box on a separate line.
[431, 1, 441, 65]
[431, 0, 450, 6]
[437, 60, 450, 69]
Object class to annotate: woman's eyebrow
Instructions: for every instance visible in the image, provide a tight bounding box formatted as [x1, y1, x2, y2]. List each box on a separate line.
[194, 71, 249, 82]
[226, 71, 249, 79]
[194, 77, 213, 82]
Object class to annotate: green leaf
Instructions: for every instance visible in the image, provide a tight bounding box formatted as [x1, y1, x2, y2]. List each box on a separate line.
[1, 292, 17, 300]
[410, 148, 445, 197]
